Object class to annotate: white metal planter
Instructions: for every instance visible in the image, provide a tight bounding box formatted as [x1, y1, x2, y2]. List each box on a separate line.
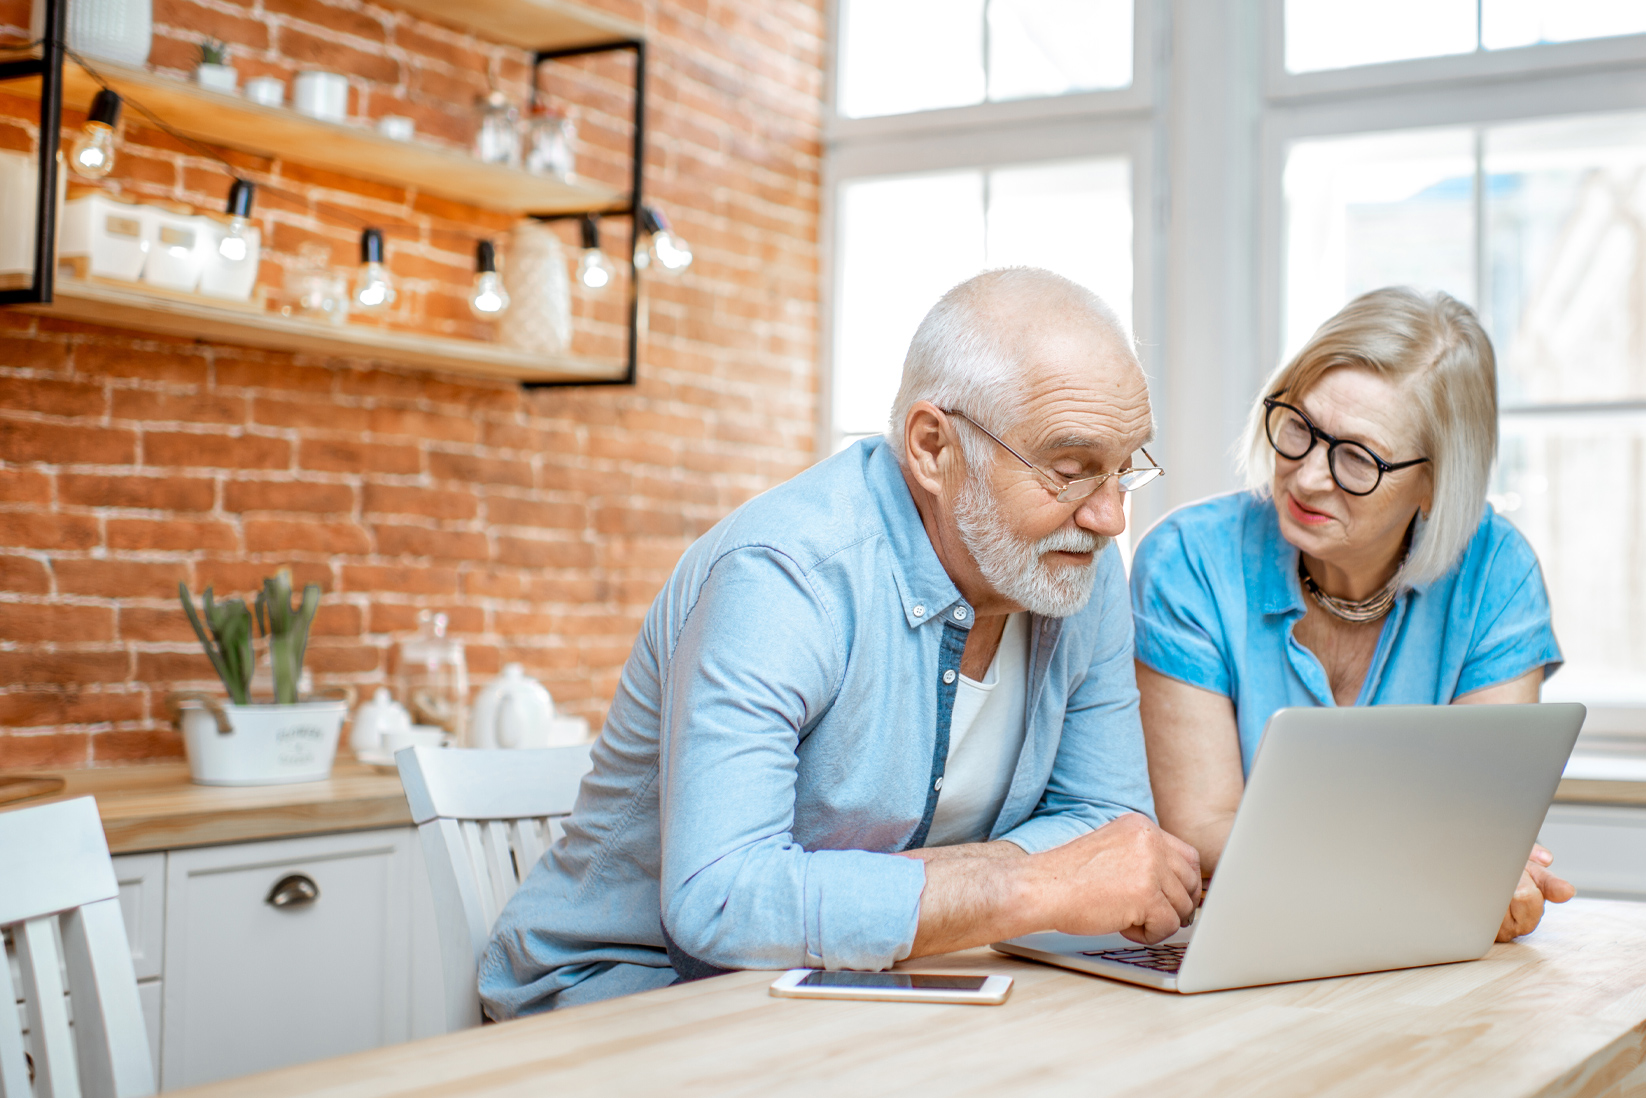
[180, 700, 346, 786]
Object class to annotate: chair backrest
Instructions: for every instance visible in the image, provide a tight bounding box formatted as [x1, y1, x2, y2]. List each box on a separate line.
[0, 797, 154, 1098]
[396, 745, 594, 1032]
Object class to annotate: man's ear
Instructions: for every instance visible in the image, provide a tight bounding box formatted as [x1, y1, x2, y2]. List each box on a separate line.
[903, 402, 952, 498]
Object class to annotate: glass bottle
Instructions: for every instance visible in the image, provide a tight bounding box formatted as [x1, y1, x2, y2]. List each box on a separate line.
[524, 106, 575, 180]
[396, 611, 469, 746]
[475, 91, 522, 168]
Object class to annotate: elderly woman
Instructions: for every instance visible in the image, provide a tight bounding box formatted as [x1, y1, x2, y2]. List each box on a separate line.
[1131, 287, 1573, 941]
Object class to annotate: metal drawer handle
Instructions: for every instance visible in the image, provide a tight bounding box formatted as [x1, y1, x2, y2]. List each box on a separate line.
[266, 874, 320, 908]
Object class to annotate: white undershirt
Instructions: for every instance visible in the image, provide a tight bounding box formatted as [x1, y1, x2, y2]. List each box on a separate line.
[926, 612, 1030, 847]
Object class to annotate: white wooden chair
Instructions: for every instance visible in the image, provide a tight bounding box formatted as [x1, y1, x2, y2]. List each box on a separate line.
[396, 745, 594, 1033]
[0, 797, 154, 1098]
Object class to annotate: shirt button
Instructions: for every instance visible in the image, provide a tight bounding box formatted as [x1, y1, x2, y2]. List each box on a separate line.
[912, 605, 925, 618]
[953, 607, 967, 620]
[934, 776, 944, 791]
[942, 669, 956, 685]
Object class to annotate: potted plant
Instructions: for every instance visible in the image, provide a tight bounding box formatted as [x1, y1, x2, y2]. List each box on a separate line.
[195, 38, 238, 95]
[174, 570, 347, 785]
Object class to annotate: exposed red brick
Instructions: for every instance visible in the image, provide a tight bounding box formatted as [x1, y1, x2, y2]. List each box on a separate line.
[300, 439, 421, 475]
[373, 524, 488, 562]
[0, 689, 145, 727]
[224, 480, 355, 514]
[60, 474, 216, 511]
[0, 555, 49, 594]
[0, 512, 100, 550]
[0, 603, 113, 643]
[55, 559, 189, 599]
[145, 432, 290, 470]
[0, 422, 137, 466]
[243, 519, 372, 555]
[107, 519, 238, 551]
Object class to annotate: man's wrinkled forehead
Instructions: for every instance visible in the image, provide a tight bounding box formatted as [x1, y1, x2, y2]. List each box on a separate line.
[1007, 316, 1152, 451]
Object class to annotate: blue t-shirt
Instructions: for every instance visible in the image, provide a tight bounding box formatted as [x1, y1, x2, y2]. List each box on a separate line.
[1130, 491, 1563, 774]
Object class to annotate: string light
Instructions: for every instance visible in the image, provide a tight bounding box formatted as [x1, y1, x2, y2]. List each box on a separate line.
[635, 205, 692, 276]
[218, 179, 255, 261]
[468, 240, 510, 318]
[69, 89, 121, 178]
[576, 215, 615, 292]
[353, 228, 396, 312]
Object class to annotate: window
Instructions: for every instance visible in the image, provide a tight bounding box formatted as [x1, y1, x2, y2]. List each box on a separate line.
[1284, 0, 1646, 73]
[836, 0, 1133, 118]
[1284, 112, 1646, 706]
[833, 159, 1133, 441]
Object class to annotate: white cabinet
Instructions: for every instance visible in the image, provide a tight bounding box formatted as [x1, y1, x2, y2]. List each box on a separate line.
[1540, 804, 1646, 900]
[159, 829, 415, 1091]
[111, 851, 165, 1072]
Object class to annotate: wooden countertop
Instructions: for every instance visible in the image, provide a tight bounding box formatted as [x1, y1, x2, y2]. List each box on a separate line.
[0, 760, 412, 853]
[167, 898, 1646, 1098]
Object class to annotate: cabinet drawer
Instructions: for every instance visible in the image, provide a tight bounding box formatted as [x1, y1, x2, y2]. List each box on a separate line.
[161, 828, 412, 1090]
[1540, 805, 1646, 899]
[111, 851, 165, 981]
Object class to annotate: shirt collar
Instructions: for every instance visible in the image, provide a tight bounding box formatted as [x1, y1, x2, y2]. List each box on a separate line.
[861, 438, 972, 630]
[1249, 492, 1306, 617]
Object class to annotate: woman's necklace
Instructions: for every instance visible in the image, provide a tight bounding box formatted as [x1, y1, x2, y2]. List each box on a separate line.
[1297, 554, 1401, 624]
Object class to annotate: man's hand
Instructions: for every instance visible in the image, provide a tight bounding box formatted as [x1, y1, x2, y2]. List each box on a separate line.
[1496, 844, 1575, 942]
[905, 813, 1201, 958]
[1028, 813, 1202, 944]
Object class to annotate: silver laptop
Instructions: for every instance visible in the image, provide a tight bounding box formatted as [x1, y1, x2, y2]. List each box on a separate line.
[994, 703, 1585, 993]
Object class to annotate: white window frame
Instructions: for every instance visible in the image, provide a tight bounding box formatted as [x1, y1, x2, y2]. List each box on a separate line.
[821, 0, 1163, 462]
[1259, 7, 1646, 733]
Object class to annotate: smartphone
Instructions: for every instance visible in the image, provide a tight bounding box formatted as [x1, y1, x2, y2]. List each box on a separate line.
[769, 969, 1013, 1005]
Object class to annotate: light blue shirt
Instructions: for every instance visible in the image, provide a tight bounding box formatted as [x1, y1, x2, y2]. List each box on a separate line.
[480, 437, 1154, 1017]
[1129, 491, 1563, 773]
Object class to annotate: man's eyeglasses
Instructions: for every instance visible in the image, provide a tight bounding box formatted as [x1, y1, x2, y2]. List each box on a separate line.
[941, 410, 1164, 504]
[1262, 393, 1429, 497]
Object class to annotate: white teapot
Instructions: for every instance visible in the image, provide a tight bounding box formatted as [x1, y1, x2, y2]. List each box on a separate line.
[350, 686, 413, 757]
[470, 664, 554, 749]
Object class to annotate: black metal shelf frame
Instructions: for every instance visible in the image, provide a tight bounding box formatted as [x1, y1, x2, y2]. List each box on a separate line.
[0, 0, 646, 389]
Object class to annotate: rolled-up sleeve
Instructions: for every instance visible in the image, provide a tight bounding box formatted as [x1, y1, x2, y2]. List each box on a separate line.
[1456, 545, 1563, 698]
[1129, 523, 1233, 696]
[1000, 551, 1156, 854]
[658, 546, 926, 971]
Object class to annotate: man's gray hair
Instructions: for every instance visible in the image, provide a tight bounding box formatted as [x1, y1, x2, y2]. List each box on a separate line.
[885, 267, 1131, 466]
[1241, 287, 1498, 589]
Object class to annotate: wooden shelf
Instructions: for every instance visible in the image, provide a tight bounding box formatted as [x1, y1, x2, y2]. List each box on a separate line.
[6, 61, 623, 216]
[377, 0, 644, 50]
[22, 277, 624, 383]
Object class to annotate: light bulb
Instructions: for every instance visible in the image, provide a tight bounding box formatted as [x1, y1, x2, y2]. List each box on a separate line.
[70, 89, 122, 179]
[576, 215, 614, 292]
[218, 180, 255, 261]
[577, 248, 614, 291]
[468, 240, 509, 318]
[650, 229, 692, 274]
[353, 228, 396, 313]
[638, 205, 692, 277]
[219, 218, 249, 261]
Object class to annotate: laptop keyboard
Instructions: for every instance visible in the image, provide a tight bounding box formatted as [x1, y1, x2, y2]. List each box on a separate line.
[1079, 943, 1187, 974]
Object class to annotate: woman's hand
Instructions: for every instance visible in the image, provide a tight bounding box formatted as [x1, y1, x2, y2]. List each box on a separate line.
[1496, 844, 1575, 941]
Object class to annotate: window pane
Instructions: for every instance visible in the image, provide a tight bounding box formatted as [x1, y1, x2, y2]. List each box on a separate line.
[1284, 0, 1476, 73]
[987, 0, 1132, 102]
[1483, 0, 1646, 50]
[1493, 416, 1646, 703]
[1283, 129, 1476, 358]
[987, 158, 1133, 337]
[1485, 112, 1646, 405]
[835, 173, 987, 436]
[838, 0, 985, 119]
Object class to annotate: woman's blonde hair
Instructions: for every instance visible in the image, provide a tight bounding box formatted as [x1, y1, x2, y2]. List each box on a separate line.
[1241, 287, 1497, 589]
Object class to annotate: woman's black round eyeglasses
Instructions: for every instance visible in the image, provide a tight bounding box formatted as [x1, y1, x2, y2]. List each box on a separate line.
[1262, 393, 1429, 496]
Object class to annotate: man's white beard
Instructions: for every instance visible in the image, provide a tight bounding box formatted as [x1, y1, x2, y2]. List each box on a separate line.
[953, 471, 1110, 618]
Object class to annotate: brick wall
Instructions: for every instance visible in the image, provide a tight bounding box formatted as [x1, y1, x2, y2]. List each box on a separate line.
[0, 0, 824, 768]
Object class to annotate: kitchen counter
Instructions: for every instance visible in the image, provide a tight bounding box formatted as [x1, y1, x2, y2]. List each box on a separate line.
[0, 759, 412, 853]
[0, 749, 1640, 857]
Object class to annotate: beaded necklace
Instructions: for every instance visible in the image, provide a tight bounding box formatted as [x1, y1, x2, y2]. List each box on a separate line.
[1297, 554, 1402, 624]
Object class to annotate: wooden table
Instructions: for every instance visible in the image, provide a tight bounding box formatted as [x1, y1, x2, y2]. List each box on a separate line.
[0, 760, 411, 853]
[166, 898, 1646, 1098]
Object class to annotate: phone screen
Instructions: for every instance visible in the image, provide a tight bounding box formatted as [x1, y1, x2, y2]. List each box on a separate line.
[798, 971, 989, 991]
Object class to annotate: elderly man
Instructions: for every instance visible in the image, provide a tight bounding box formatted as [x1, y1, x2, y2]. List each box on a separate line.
[480, 267, 1201, 1017]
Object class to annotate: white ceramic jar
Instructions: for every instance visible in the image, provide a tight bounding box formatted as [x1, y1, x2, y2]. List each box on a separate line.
[140, 207, 206, 292]
[469, 663, 554, 749]
[294, 70, 348, 122]
[348, 686, 412, 757]
[59, 192, 151, 281]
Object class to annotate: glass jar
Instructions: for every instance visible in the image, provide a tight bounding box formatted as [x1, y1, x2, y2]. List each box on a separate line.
[395, 610, 469, 746]
[283, 242, 349, 326]
[524, 107, 575, 180]
[475, 91, 521, 168]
